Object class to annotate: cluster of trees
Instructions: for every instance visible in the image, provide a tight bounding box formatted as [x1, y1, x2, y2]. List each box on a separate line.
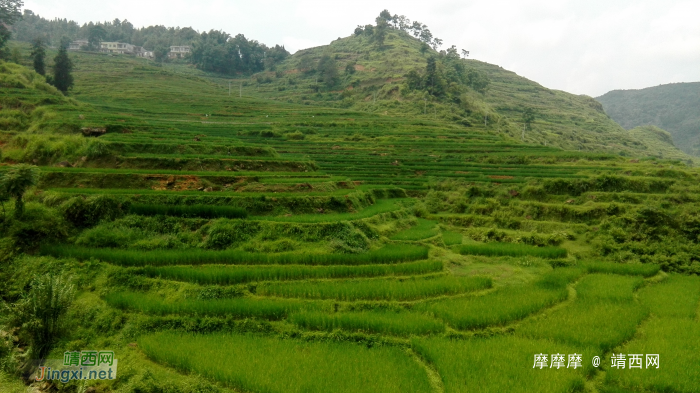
[190, 30, 289, 75]
[405, 51, 490, 100]
[0, 0, 23, 56]
[354, 9, 444, 50]
[11, 10, 198, 51]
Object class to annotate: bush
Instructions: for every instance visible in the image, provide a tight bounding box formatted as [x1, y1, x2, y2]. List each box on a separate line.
[62, 195, 123, 228]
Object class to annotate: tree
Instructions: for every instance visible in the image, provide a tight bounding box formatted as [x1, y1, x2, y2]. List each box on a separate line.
[374, 17, 388, 47]
[87, 24, 106, 51]
[30, 37, 46, 75]
[52, 38, 73, 93]
[0, 164, 39, 218]
[317, 55, 338, 88]
[466, 68, 490, 93]
[0, 0, 23, 52]
[521, 107, 536, 141]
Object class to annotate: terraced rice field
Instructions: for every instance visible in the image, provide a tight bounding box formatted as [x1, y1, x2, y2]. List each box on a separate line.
[4, 52, 700, 393]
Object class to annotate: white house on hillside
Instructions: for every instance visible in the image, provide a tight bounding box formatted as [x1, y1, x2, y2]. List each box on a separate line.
[169, 46, 191, 59]
[101, 42, 135, 55]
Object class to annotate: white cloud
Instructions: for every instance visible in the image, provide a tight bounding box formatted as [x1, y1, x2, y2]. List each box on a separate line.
[21, 0, 700, 96]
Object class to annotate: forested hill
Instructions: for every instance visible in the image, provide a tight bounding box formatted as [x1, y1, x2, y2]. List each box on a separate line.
[596, 82, 700, 157]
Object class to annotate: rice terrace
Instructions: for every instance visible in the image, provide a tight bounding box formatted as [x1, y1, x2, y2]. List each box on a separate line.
[1, 3, 700, 393]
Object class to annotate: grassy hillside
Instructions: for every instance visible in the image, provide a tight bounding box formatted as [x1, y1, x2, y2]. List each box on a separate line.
[597, 82, 700, 156]
[1, 32, 700, 393]
[162, 29, 692, 161]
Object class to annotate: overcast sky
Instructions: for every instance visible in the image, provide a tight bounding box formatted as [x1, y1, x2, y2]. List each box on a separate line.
[23, 0, 700, 97]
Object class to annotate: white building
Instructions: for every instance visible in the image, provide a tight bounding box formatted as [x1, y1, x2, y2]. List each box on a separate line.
[168, 46, 191, 59]
[100, 42, 135, 55]
[68, 40, 88, 51]
[134, 46, 155, 59]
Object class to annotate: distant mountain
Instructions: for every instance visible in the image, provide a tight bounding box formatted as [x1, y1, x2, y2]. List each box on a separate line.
[596, 82, 700, 156]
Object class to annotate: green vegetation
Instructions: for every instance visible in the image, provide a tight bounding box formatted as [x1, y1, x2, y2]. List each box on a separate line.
[390, 218, 439, 240]
[458, 242, 567, 259]
[290, 310, 444, 336]
[258, 275, 492, 301]
[1, 6, 700, 392]
[129, 203, 247, 219]
[41, 244, 430, 266]
[105, 292, 314, 319]
[139, 332, 433, 393]
[413, 336, 592, 393]
[420, 268, 582, 330]
[138, 260, 443, 285]
[606, 275, 700, 392]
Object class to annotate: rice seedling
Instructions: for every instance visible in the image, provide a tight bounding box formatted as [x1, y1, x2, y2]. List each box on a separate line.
[458, 242, 567, 259]
[139, 332, 433, 393]
[129, 203, 247, 219]
[390, 219, 439, 241]
[581, 261, 660, 278]
[41, 244, 429, 267]
[412, 336, 594, 393]
[137, 260, 443, 285]
[252, 198, 408, 223]
[441, 230, 463, 246]
[637, 274, 700, 319]
[517, 274, 649, 352]
[289, 310, 445, 336]
[258, 275, 492, 301]
[104, 292, 317, 319]
[575, 274, 644, 303]
[605, 318, 700, 392]
[420, 268, 583, 330]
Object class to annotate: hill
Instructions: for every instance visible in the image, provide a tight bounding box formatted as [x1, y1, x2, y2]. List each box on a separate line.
[188, 28, 692, 161]
[596, 82, 700, 156]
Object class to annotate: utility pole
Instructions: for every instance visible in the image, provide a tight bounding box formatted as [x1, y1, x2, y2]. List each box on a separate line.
[484, 115, 488, 127]
[229, 81, 231, 96]
[424, 99, 427, 115]
[434, 106, 436, 119]
[522, 124, 526, 141]
[239, 82, 242, 98]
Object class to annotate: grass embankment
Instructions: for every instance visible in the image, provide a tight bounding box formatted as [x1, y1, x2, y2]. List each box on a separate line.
[258, 275, 492, 301]
[41, 244, 429, 266]
[458, 242, 568, 259]
[137, 260, 443, 285]
[290, 310, 445, 336]
[129, 204, 247, 219]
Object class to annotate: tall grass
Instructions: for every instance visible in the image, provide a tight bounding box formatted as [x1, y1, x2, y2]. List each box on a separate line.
[421, 268, 583, 330]
[252, 199, 407, 223]
[129, 203, 247, 219]
[390, 219, 439, 241]
[139, 332, 433, 393]
[412, 336, 593, 393]
[290, 310, 445, 336]
[581, 261, 660, 277]
[41, 244, 429, 267]
[606, 318, 700, 393]
[104, 292, 316, 319]
[442, 230, 463, 246]
[138, 260, 443, 285]
[607, 275, 700, 391]
[459, 242, 567, 259]
[516, 274, 649, 353]
[637, 274, 700, 319]
[258, 275, 492, 301]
